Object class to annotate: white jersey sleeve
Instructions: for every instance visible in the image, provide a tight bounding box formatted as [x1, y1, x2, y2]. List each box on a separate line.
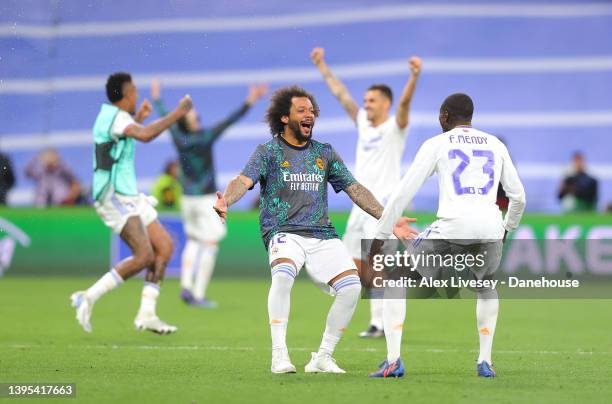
[499, 146, 526, 231]
[110, 110, 137, 141]
[374, 137, 440, 239]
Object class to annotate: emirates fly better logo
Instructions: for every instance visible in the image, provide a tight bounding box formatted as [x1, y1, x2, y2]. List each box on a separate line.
[281, 157, 325, 191]
[283, 172, 324, 191]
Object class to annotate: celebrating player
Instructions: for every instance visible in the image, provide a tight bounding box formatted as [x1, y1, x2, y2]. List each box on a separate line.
[213, 86, 418, 374]
[369, 93, 526, 377]
[150, 80, 268, 308]
[70, 72, 193, 334]
[311, 47, 422, 338]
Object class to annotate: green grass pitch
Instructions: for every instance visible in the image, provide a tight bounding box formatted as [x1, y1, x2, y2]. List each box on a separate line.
[1, 277, 610, 403]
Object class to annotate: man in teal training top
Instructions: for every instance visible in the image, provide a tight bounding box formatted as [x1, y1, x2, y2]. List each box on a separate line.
[151, 80, 268, 307]
[70, 72, 192, 334]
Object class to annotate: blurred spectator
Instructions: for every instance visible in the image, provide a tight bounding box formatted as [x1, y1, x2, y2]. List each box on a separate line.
[558, 152, 598, 212]
[0, 150, 15, 205]
[152, 160, 182, 210]
[26, 148, 84, 207]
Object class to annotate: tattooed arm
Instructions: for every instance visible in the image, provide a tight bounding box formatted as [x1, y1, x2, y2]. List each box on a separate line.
[345, 182, 384, 219]
[346, 182, 419, 240]
[213, 175, 253, 222]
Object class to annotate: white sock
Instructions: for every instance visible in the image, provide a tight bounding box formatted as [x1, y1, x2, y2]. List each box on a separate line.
[180, 239, 199, 291]
[268, 263, 296, 351]
[138, 282, 160, 318]
[85, 269, 123, 303]
[383, 287, 406, 363]
[192, 244, 218, 300]
[370, 293, 384, 330]
[318, 274, 361, 356]
[477, 290, 499, 364]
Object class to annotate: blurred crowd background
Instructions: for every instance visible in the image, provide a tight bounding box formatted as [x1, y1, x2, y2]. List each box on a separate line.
[1, 0, 611, 213]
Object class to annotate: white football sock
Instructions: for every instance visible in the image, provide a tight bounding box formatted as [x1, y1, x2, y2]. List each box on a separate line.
[318, 274, 361, 356]
[477, 290, 499, 364]
[383, 287, 406, 363]
[268, 263, 297, 351]
[138, 282, 160, 318]
[192, 244, 218, 300]
[85, 268, 123, 303]
[180, 239, 199, 291]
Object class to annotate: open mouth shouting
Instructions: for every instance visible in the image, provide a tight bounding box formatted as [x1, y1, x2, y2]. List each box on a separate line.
[300, 120, 314, 136]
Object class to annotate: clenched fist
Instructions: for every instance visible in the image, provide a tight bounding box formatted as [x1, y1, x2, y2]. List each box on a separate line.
[310, 47, 325, 65]
[178, 95, 193, 114]
[409, 56, 422, 76]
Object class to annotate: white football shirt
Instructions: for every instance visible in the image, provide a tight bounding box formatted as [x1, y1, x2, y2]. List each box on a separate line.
[375, 126, 526, 240]
[354, 108, 408, 201]
[111, 110, 136, 141]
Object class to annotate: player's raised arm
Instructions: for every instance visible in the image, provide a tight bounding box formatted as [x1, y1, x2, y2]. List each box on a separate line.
[150, 79, 171, 117]
[499, 146, 527, 234]
[124, 95, 192, 142]
[310, 47, 359, 122]
[210, 83, 269, 136]
[395, 57, 422, 129]
[374, 139, 439, 239]
[134, 99, 153, 123]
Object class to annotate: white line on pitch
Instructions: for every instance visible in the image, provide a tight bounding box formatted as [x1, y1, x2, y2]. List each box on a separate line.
[3, 344, 608, 356]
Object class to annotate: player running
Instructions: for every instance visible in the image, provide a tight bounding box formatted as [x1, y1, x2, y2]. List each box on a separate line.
[70, 72, 193, 334]
[369, 93, 526, 377]
[311, 47, 422, 338]
[213, 86, 418, 374]
[150, 80, 268, 308]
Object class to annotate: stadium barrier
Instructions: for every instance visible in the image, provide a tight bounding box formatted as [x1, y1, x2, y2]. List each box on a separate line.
[1, 207, 611, 278]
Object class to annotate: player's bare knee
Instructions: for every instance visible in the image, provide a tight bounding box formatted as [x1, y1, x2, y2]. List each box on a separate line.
[157, 234, 174, 262]
[135, 245, 155, 268]
[331, 272, 362, 299]
[270, 260, 297, 287]
[271, 258, 295, 268]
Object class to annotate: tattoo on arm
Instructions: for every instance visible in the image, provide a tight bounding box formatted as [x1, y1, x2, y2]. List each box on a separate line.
[224, 176, 250, 207]
[345, 183, 383, 219]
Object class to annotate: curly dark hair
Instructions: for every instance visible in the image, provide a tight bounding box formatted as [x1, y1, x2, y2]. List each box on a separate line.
[265, 85, 320, 135]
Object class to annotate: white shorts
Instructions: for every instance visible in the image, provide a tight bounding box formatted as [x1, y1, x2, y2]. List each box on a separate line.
[268, 232, 357, 291]
[181, 194, 227, 243]
[343, 205, 397, 260]
[94, 190, 158, 234]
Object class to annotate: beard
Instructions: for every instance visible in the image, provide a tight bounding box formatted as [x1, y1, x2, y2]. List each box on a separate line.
[287, 120, 313, 143]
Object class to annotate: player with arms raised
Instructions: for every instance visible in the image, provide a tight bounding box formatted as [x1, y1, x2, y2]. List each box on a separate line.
[370, 93, 526, 378]
[71, 72, 192, 334]
[213, 86, 418, 374]
[150, 79, 268, 308]
[311, 47, 422, 338]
